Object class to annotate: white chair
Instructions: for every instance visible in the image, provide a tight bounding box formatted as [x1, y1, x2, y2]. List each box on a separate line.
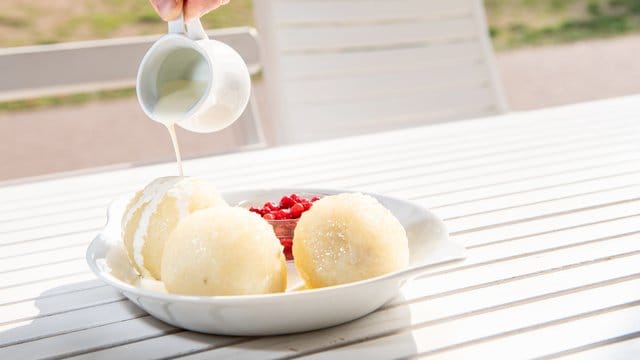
[254, 0, 507, 145]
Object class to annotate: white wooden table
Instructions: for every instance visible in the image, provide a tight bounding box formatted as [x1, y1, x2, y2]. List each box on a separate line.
[1, 95, 640, 359]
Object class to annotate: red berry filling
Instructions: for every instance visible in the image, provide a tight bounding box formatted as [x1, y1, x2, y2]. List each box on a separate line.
[248, 194, 320, 260]
[248, 194, 319, 220]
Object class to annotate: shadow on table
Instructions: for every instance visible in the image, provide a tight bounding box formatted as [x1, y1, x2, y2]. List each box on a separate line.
[0, 279, 188, 357]
[215, 293, 417, 358]
[1, 281, 416, 358]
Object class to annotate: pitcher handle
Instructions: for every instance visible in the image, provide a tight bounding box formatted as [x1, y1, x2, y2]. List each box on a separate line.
[168, 13, 208, 41]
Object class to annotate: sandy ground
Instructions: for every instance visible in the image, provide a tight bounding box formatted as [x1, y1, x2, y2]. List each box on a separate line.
[496, 34, 640, 110]
[2, 34, 640, 182]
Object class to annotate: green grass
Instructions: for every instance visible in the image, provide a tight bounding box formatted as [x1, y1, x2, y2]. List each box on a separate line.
[486, 0, 640, 49]
[0, 14, 29, 28]
[0, 88, 136, 112]
[0, 0, 253, 48]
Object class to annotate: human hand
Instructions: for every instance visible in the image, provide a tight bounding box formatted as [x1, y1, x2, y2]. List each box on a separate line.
[149, 0, 231, 22]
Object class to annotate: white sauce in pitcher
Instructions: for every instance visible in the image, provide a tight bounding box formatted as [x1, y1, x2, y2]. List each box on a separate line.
[153, 80, 208, 122]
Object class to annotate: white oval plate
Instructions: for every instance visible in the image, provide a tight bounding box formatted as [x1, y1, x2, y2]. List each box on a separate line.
[86, 188, 466, 336]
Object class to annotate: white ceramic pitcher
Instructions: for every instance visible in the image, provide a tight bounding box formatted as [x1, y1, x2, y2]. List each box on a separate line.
[136, 15, 250, 133]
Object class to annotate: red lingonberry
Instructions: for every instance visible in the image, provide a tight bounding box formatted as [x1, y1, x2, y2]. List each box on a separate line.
[262, 213, 276, 220]
[279, 195, 296, 209]
[274, 210, 286, 220]
[250, 194, 324, 260]
[290, 203, 304, 218]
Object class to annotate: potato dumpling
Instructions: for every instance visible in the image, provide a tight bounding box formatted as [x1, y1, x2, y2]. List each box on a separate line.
[161, 207, 287, 296]
[122, 176, 227, 279]
[293, 193, 409, 288]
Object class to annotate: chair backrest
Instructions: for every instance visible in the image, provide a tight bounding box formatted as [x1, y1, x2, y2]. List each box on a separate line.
[0, 27, 264, 147]
[254, 0, 507, 145]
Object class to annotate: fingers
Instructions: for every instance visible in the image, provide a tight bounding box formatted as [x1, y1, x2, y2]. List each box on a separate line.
[184, 0, 230, 21]
[149, 0, 184, 21]
[149, 0, 230, 22]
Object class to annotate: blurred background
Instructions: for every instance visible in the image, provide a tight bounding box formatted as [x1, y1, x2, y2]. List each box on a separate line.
[1, 0, 640, 181]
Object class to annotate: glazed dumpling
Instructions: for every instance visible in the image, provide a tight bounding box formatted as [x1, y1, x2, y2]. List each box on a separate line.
[293, 193, 409, 288]
[161, 207, 287, 296]
[122, 176, 228, 279]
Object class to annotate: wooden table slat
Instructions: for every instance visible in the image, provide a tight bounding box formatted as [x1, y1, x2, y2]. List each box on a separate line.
[553, 334, 640, 359]
[0, 233, 93, 260]
[0, 316, 176, 360]
[0, 274, 100, 306]
[0, 285, 120, 325]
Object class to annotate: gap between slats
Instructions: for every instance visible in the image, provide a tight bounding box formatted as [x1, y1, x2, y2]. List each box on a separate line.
[387, 151, 640, 202]
[278, 18, 477, 53]
[412, 302, 640, 360]
[283, 85, 496, 135]
[536, 330, 640, 360]
[282, 42, 483, 80]
[0, 231, 96, 259]
[283, 61, 489, 104]
[438, 177, 640, 221]
[272, 0, 472, 25]
[0, 272, 94, 306]
[304, 137, 640, 195]
[447, 190, 640, 235]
